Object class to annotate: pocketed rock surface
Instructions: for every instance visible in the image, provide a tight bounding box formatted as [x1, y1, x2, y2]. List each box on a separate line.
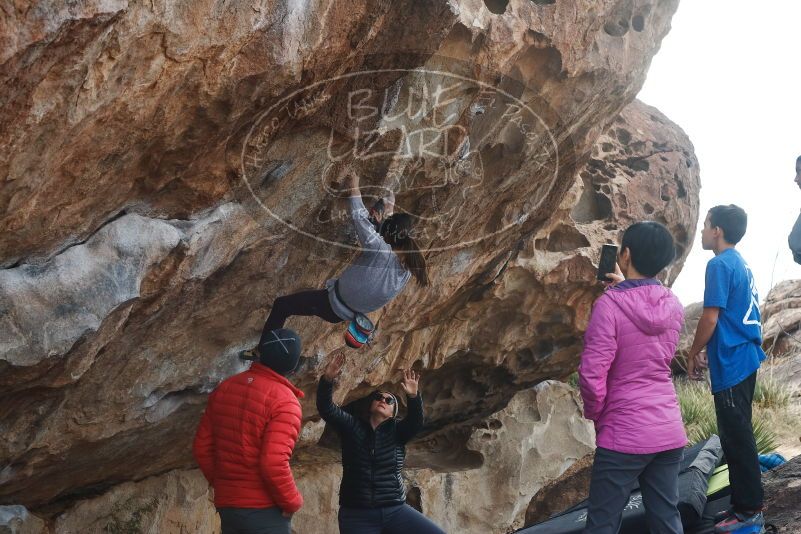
[0, 1, 700, 532]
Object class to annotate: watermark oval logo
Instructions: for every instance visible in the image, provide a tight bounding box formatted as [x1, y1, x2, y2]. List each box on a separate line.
[239, 54, 560, 253]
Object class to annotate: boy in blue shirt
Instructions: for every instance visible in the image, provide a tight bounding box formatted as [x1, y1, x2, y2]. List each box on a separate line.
[688, 205, 766, 534]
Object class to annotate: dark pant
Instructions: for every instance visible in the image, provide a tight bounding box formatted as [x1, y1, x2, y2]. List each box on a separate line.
[338, 504, 446, 534]
[714, 370, 764, 512]
[218, 507, 290, 534]
[584, 446, 684, 534]
[261, 288, 343, 342]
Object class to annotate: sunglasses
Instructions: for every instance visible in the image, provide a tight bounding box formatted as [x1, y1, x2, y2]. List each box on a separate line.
[371, 392, 396, 406]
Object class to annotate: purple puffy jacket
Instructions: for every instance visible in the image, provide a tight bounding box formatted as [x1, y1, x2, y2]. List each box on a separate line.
[579, 281, 688, 454]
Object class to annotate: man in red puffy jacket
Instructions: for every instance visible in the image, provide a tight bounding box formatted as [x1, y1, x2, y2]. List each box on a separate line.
[193, 328, 305, 534]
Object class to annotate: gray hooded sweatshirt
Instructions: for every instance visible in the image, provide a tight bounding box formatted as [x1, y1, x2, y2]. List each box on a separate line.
[325, 195, 411, 320]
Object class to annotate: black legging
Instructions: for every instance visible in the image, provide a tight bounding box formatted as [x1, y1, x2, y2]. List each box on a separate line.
[260, 289, 343, 344]
[338, 504, 445, 534]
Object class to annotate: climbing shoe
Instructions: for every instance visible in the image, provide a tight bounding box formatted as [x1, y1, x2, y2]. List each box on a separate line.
[713, 508, 735, 524]
[714, 511, 765, 534]
[239, 348, 260, 361]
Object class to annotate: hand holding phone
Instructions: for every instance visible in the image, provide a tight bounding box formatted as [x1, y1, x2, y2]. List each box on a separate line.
[597, 244, 619, 283]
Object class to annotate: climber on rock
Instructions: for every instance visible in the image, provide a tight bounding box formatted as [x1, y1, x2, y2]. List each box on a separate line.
[317, 352, 445, 534]
[241, 165, 428, 358]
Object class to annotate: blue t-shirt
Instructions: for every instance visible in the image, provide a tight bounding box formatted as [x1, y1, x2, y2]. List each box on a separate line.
[704, 249, 766, 392]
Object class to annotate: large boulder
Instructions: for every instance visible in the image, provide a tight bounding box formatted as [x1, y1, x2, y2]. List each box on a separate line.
[53, 470, 219, 534]
[762, 279, 801, 357]
[525, 451, 594, 525]
[403, 381, 594, 533]
[0, 0, 698, 528]
[0, 91, 699, 530]
[675, 301, 703, 373]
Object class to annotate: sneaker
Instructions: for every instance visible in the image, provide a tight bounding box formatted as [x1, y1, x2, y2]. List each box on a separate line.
[713, 508, 735, 524]
[714, 511, 765, 534]
[239, 348, 259, 361]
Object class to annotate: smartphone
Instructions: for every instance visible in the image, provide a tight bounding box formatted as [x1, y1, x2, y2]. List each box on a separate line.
[597, 244, 619, 282]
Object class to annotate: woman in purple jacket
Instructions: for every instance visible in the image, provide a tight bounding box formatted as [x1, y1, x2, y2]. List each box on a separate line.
[579, 222, 688, 534]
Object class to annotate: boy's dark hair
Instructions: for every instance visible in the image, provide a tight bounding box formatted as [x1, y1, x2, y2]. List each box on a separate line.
[708, 204, 748, 245]
[621, 221, 676, 277]
[796, 155, 801, 165]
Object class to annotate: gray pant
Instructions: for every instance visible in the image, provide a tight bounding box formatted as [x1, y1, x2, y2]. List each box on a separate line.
[218, 507, 290, 534]
[584, 447, 684, 534]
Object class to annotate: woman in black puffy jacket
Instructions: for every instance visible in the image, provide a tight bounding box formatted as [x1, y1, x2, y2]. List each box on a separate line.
[316, 353, 445, 534]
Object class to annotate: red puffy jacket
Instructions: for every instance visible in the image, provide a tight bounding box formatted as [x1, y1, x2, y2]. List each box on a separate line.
[193, 363, 304, 513]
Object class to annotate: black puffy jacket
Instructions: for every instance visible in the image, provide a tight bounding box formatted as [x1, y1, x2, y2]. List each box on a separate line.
[316, 377, 424, 508]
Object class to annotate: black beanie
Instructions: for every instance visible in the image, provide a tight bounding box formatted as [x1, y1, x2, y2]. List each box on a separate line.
[259, 329, 302, 376]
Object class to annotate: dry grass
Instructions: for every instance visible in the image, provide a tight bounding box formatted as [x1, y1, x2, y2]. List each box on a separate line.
[675, 377, 790, 455]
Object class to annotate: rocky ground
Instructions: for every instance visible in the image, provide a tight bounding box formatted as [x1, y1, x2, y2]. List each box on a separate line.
[762, 454, 801, 530]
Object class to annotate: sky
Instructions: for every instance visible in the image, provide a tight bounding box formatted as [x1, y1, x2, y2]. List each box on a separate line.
[637, 1, 801, 306]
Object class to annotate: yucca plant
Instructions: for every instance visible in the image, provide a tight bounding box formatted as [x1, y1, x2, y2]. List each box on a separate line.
[676, 379, 714, 427]
[751, 416, 779, 455]
[753, 373, 791, 410]
[675, 378, 779, 454]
